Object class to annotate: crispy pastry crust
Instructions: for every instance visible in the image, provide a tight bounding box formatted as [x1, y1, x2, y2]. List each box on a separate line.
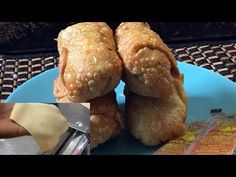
[90, 92, 123, 149]
[125, 90, 186, 146]
[54, 22, 122, 102]
[116, 22, 185, 100]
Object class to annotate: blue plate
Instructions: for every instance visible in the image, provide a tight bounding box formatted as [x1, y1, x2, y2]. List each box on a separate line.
[6, 62, 236, 155]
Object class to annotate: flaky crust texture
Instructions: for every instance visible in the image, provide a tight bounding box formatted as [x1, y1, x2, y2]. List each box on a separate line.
[125, 90, 186, 146]
[90, 92, 124, 149]
[54, 22, 122, 102]
[116, 22, 184, 100]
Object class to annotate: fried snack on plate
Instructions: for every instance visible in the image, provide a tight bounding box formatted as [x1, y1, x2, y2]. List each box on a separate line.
[115, 22, 185, 100]
[90, 92, 123, 149]
[125, 89, 186, 146]
[54, 22, 122, 102]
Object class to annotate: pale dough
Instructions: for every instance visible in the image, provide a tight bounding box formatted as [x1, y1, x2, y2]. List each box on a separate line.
[80, 103, 90, 109]
[10, 103, 69, 152]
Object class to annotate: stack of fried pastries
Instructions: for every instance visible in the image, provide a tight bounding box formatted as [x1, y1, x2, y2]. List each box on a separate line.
[115, 22, 187, 146]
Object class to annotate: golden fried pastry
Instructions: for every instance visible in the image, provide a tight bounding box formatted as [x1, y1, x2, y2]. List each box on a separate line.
[90, 92, 123, 149]
[54, 22, 122, 102]
[125, 90, 186, 146]
[115, 22, 184, 99]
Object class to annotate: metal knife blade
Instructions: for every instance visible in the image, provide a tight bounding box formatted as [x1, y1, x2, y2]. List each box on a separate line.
[58, 103, 90, 133]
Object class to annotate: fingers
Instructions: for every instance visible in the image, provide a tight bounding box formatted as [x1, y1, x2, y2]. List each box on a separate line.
[0, 103, 29, 138]
[0, 118, 29, 138]
[0, 103, 14, 119]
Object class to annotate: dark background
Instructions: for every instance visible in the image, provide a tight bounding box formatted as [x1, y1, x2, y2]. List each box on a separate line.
[0, 22, 236, 54]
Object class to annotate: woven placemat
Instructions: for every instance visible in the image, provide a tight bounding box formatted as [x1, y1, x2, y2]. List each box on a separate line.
[173, 44, 236, 82]
[1, 43, 236, 101]
[0, 53, 59, 101]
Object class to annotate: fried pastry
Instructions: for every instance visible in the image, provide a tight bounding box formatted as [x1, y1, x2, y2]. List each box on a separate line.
[125, 90, 186, 146]
[115, 22, 184, 99]
[90, 92, 123, 149]
[54, 22, 122, 102]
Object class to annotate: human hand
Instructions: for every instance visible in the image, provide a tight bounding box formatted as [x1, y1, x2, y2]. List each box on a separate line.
[0, 103, 29, 138]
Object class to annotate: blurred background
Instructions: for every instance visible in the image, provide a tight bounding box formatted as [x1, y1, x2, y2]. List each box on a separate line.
[1, 22, 236, 53]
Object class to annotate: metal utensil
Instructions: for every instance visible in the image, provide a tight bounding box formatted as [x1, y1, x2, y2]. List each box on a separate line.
[58, 103, 90, 133]
[42, 103, 90, 155]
